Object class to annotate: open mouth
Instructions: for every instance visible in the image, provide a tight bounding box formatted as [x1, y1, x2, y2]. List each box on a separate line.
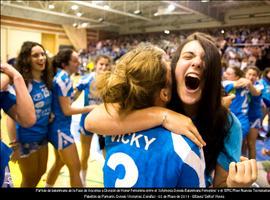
[185, 74, 200, 90]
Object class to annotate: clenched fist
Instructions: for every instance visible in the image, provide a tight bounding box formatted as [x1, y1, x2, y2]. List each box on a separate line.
[226, 156, 258, 187]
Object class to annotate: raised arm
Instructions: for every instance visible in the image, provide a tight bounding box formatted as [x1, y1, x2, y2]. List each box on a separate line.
[0, 72, 10, 91]
[238, 78, 261, 96]
[85, 103, 205, 147]
[1, 63, 36, 127]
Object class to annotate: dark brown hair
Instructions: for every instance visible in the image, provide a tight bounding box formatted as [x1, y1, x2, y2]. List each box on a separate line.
[169, 32, 230, 174]
[52, 48, 74, 74]
[229, 66, 244, 78]
[16, 41, 53, 89]
[244, 66, 261, 77]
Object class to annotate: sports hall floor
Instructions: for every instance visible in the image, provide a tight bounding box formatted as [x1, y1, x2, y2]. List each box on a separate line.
[1, 75, 269, 188]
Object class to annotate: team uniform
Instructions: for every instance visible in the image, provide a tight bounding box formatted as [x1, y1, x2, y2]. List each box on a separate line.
[15, 81, 52, 157]
[223, 80, 250, 138]
[76, 72, 102, 136]
[104, 126, 205, 188]
[49, 69, 75, 150]
[260, 77, 270, 107]
[0, 90, 16, 187]
[248, 81, 264, 129]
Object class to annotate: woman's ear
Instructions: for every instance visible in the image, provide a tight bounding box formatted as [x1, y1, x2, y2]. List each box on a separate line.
[160, 88, 171, 103]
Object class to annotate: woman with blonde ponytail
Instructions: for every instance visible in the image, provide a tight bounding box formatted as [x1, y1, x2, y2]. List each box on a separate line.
[85, 43, 205, 187]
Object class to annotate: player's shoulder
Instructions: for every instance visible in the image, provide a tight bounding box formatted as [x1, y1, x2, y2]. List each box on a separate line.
[56, 71, 71, 86]
[170, 133, 200, 160]
[55, 70, 68, 80]
[222, 80, 234, 87]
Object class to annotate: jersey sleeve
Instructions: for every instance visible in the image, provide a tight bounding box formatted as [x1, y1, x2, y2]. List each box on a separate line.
[222, 80, 235, 93]
[217, 112, 242, 171]
[171, 134, 206, 187]
[55, 76, 73, 97]
[76, 76, 88, 91]
[0, 91, 16, 114]
[177, 162, 201, 187]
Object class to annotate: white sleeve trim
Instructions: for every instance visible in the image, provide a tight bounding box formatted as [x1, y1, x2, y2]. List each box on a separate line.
[171, 133, 206, 187]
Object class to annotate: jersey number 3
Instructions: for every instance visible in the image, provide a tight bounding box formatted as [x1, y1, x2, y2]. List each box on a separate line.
[107, 152, 139, 187]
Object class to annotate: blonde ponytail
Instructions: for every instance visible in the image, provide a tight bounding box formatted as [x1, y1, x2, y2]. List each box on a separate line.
[96, 43, 167, 113]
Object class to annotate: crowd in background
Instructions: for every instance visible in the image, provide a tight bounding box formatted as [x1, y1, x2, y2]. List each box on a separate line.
[78, 26, 270, 75]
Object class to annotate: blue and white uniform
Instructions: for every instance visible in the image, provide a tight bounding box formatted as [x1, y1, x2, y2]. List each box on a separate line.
[76, 72, 102, 136]
[223, 80, 250, 138]
[49, 69, 75, 150]
[0, 90, 16, 115]
[0, 90, 16, 187]
[260, 77, 270, 107]
[248, 81, 264, 129]
[15, 81, 52, 157]
[104, 126, 205, 188]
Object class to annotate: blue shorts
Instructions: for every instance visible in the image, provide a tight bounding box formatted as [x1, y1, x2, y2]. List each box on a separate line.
[48, 129, 74, 150]
[79, 126, 93, 136]
[19, 139, 48, 158]
[249, 117, 262, 129]
[0, 141, 12, 187]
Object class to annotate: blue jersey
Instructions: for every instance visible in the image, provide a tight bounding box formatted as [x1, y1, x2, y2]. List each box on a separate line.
[0, 90, 16, 187]
[49, 69, 75, 150]
[248, 81, 263, 120]
[51, 70, 74, 132]
[0, 90, 16, 116]
[260, 77, 270, 107]
[223, 80, 250, 137]
[76, 72, 102, 128]
[16, 81, 52, 143]
[104, 126, 205, 188]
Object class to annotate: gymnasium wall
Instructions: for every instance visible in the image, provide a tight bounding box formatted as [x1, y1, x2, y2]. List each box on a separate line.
[0, 15, 72, 62]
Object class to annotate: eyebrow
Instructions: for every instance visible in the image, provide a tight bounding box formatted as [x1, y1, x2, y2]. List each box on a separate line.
[31, 52, 44, 55]
[182, 51, 206, 59]
[182, 51, 195, 56]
